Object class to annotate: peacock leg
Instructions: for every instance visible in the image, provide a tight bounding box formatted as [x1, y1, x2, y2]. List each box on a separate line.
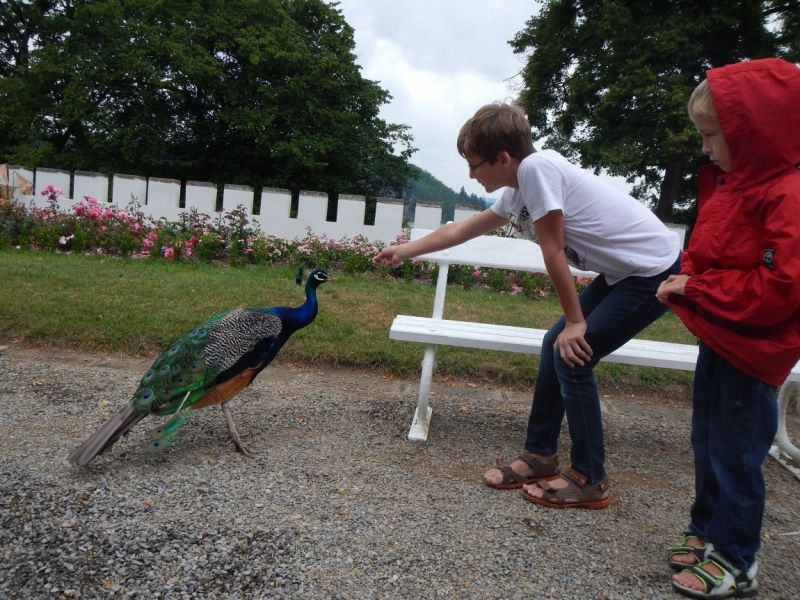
[221, 401, 255, 457]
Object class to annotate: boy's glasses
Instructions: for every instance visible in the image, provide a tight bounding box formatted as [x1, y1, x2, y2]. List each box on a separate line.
[468, 159, 488, 173]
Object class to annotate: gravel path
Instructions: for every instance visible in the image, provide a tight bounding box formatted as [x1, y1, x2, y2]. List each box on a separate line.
[1, 346, 798, 600]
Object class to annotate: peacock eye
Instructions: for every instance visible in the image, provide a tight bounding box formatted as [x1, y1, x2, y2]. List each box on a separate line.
[143, 391, 151, 399]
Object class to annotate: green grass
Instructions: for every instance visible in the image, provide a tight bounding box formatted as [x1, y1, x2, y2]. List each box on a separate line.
[0, 250, 697, 388]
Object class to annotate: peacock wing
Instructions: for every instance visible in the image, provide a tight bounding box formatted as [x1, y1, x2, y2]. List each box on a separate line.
[203, 309, 283, 371]
[188, 364, 264, 409]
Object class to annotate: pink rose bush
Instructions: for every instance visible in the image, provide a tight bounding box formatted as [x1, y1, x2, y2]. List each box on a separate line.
[0, 190, 592, 297]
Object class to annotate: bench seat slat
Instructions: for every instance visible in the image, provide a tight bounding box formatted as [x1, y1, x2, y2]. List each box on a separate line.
[391, 315, 700, 370]
[390, 315, 800, 381]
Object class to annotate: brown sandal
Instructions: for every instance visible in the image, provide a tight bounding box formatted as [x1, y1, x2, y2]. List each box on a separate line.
[521, 467, 610, 509]
[485, 451, 560, 490]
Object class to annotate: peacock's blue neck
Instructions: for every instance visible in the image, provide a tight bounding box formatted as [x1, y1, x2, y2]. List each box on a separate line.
[269, 281, 319, 336]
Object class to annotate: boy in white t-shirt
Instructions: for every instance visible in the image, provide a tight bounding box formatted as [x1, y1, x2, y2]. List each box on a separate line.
[373, 102, 681, 508]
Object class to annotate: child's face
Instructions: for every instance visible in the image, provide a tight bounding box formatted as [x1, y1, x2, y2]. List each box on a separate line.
[464, 150, 513, 193]
[693, 113, 732, 173]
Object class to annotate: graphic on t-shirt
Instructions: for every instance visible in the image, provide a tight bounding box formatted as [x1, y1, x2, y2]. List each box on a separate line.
[504, 210, 537, 242]
[565, 245, 588, 270]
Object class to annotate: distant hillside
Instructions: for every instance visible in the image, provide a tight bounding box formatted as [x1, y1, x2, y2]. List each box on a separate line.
[402, 165, 486, 223]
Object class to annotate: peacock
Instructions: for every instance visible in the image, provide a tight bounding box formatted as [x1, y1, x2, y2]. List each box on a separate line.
[68, 268, 335, 467]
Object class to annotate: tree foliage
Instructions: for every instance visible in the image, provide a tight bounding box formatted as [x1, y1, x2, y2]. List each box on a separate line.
[0, 0, 416, 198]
[402, 166, 484, 224]
[511, 0, 800, 223]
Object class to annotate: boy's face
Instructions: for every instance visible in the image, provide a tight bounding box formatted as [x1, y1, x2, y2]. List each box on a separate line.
[693, 113, 732, 173]
[464, 150, 516, 192]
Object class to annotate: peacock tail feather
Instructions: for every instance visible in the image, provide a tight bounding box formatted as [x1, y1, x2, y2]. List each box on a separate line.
[132, 312, 231, 413]
[147, 407, 195, 453]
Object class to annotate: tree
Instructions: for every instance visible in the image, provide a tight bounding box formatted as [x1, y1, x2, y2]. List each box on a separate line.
[0, 0, 416, 199]
[400, 167, 483, 224]
[511, 0, 799, 222]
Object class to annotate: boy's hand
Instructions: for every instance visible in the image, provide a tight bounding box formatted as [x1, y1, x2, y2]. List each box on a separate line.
[555, 320, 593, 367]
[656, 274, 689, 303]
[372, 246, 405, 269]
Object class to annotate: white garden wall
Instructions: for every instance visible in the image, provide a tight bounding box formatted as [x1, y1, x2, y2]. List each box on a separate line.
[10, 165, 467, 245]
[6, 165, 688, 248]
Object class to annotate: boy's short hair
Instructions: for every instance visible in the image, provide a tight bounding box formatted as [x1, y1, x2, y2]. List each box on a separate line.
[457, 102, 535, 162]
[687, 79, 718, 121]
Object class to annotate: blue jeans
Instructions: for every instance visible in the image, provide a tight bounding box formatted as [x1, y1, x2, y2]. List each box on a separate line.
[524, 254, 681, 484]
[688, 342, 777, 570]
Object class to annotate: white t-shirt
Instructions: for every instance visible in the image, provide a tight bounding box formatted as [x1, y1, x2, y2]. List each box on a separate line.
[490, 150, 680, 284]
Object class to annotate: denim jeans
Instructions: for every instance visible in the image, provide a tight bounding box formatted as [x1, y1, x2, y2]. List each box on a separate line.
[687, 342, 777, 570]
[524, 254, 681, 484]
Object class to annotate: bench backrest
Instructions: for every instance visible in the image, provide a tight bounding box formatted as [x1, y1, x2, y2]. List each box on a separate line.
[410, 228, 598, 277]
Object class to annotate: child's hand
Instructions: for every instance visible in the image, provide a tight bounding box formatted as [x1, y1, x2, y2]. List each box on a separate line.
[656, 274, 690, 303]
[555, 320, 593, 367]
[372, 246, 405, 269]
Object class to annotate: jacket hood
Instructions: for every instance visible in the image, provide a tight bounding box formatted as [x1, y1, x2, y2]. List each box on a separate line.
[708, 58, 800, 185]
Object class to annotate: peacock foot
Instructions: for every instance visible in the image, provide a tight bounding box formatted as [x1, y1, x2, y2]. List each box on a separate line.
[221, 401, 257, 457]
[229, 436, 256, 457]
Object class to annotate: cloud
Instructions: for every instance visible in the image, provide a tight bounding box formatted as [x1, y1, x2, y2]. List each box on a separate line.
[335, 0, 534, 198]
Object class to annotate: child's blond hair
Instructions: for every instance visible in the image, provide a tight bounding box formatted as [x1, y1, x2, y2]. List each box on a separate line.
[687, 79, 718, 121]
[457, 102, 535, 162]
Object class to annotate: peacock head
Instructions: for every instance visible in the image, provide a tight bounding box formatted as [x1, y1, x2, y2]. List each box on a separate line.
[307, 269, 336, 288]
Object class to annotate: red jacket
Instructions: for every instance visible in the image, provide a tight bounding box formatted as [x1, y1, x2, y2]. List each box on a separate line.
[669, 58, 800, 386]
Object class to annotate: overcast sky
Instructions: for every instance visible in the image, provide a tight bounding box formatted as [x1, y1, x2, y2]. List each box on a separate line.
[333, 0, 538, 201]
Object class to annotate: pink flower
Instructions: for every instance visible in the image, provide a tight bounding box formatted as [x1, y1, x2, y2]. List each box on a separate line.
[58, 235, 74, 245]
[96, 248, 104, 255]
[131, 223, 142, 233]
[142, 239, 154, 249]
[117, 211, 128, 220]
[88, 207, 101, 220]
[187, 236, 200, 247]
[148, 230, 159, 241]
[73, 204, 86, 216]
[163, 247, 175, 260]
[102, 207, 114, 219]
[183, 248, 192, 258]
[84, 195, 98, 206]
[40, 184, 64, 201]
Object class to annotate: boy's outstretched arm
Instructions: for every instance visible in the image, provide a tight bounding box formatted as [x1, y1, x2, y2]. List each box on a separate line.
[535, 210, 592, 367]
[372, 209, 509, 268]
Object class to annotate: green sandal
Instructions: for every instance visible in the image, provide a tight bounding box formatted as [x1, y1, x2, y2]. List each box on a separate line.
[672, 551, 759, 599]
[669, 527, 714, 570]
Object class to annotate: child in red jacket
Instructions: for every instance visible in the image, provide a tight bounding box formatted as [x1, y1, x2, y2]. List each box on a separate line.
[657, 58, 800, 598]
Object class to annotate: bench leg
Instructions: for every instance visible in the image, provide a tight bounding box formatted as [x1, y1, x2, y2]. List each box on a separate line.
[408, 344, 436, 441]
[769, 381, 800, 481]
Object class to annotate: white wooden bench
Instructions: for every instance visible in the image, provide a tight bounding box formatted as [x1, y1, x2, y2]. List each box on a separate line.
[389, 228, 800, 480]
